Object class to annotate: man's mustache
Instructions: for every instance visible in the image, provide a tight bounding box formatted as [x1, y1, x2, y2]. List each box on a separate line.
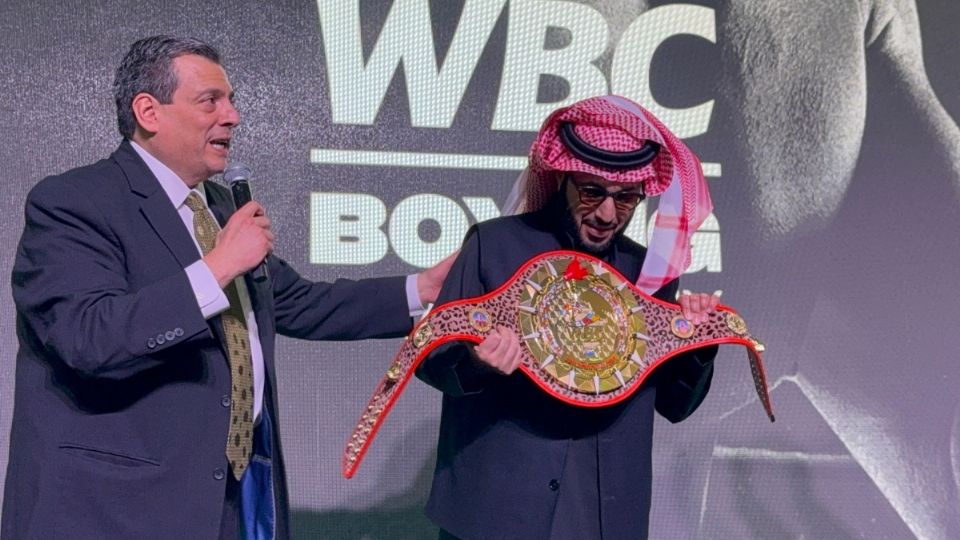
[582, 218, 617, 231]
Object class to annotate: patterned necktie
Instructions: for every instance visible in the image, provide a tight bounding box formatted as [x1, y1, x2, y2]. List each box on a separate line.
[184, 191, 254, 480]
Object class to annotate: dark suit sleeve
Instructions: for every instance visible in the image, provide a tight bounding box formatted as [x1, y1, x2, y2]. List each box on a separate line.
[416, 226, 496, 396]
[650, 278, 717, 423]
[267, 256, 412, 340]
[11, 178, 211, 380]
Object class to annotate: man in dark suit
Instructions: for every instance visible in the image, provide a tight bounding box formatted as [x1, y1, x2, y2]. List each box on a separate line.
[2, 35, 451, 539]
[417, 96, 720, 540]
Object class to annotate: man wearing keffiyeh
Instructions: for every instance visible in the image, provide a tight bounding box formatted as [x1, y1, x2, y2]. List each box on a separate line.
[416, 96, 721, 540]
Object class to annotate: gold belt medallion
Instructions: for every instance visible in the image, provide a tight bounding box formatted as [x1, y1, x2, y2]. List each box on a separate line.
[518, 257, 647, 395]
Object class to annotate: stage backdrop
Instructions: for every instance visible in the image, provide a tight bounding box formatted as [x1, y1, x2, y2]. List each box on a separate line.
[2, 1, 959, 538]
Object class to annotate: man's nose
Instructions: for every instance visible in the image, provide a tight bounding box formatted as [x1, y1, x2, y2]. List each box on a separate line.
[594, 196, 617, 222]
[222, 101, 240, 127]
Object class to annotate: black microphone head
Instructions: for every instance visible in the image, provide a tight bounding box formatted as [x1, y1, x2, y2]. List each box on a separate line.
[224, 162, 252, 185]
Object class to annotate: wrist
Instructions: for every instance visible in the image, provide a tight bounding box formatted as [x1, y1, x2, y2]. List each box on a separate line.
[203, 252, 237, 289]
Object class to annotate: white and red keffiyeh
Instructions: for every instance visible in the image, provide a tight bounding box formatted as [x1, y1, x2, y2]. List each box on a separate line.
[503, 95, 713, 294]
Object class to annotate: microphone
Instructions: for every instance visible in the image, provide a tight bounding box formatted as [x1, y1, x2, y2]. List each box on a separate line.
[224, 162, 269, 282]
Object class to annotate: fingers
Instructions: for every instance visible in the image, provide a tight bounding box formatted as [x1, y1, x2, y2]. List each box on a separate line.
[207, 200, 274, 284]
[236, 201, 265, 217]
[679, 290, 723, 324]
[679, 290, 692, 319]
[237, 210, 270, 234]
[474, 326, 522, 375]
[224, 203, 273, 241]
[252, 215, 271, 228]
[708, 290, 722, 311]
[261, 231, 275, 255]
[475, 329, 502, 358]
[223, 203, 271, 237]
[230, 201, 267, 219]
[490, 327, 522, 374]
[502, 328, 523, 374]
[231, 203, 270, 229]
[689, 293, 704, 318]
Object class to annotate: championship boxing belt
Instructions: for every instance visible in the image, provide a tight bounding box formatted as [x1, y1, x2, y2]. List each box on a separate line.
[343, 250, 774, 478]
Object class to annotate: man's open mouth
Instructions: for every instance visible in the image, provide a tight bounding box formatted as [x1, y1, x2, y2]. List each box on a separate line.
[210, 138, 231, 150]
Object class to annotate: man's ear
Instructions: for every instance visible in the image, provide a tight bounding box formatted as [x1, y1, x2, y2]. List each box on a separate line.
[131, 92, 160, 134]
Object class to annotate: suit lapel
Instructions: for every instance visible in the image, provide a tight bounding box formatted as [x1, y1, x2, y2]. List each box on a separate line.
[138, 196, 202, 269]
[203, 181, 235, 229]
[114, 142, 232, 355]
[113, 141, 203, 270]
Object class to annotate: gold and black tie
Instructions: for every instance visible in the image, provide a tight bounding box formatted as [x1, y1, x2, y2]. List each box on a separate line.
[185, 191, 254, 480]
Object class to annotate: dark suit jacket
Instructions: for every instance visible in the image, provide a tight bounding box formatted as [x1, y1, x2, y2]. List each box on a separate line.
[2, 141, 412, 539]
[416, 202, 716, 540]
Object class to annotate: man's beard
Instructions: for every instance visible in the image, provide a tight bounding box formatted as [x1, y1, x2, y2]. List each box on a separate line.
[561, 203, 630, 254]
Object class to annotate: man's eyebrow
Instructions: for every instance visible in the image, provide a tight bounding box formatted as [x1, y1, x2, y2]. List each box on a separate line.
[198, 88, 236, 100]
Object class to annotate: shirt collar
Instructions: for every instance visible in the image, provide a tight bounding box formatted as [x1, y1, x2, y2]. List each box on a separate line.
[129, 140, 207, 207]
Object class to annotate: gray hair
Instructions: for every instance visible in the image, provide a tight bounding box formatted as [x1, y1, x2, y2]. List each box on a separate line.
[113, 35, 221, 138]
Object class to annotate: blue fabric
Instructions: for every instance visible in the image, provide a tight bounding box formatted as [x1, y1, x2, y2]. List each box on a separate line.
[241, 408, 276, 540]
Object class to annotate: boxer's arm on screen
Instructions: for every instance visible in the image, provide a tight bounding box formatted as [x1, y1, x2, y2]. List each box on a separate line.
[867, 0, 960, 186]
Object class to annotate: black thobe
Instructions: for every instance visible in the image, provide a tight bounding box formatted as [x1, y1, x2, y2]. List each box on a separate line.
[417, 199, 717, 540]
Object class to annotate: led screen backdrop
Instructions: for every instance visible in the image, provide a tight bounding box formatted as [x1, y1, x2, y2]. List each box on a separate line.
[1, 1, 958, 538]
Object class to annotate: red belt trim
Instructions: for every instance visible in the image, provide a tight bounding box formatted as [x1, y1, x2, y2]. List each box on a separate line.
[342, 250, 774, 479]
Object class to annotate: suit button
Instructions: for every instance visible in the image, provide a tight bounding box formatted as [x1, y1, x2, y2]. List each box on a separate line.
[147, 337, 156, 349]
[221, 395, 231, 408]
[156, 334, 166, 345]
[165, 330, 176, 341]
[548, 479, 560, 491]
[213, 468, 225, 481]
[174, 327, 184, 337]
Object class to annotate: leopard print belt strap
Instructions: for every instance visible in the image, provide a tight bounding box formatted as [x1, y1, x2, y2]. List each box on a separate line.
[343, 250, 774, 478]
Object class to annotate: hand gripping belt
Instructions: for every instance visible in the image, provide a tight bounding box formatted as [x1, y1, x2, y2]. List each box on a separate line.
[343, 251, 774, 478]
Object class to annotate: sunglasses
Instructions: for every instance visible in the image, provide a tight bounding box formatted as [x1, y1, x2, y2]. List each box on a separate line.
[572, 182, 645, 210]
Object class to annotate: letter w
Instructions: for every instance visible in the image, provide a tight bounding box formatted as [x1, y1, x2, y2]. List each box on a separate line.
[318, 0, 506, 127]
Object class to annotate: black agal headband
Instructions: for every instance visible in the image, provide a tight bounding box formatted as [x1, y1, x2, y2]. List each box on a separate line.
[559, 122, 660, 170]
